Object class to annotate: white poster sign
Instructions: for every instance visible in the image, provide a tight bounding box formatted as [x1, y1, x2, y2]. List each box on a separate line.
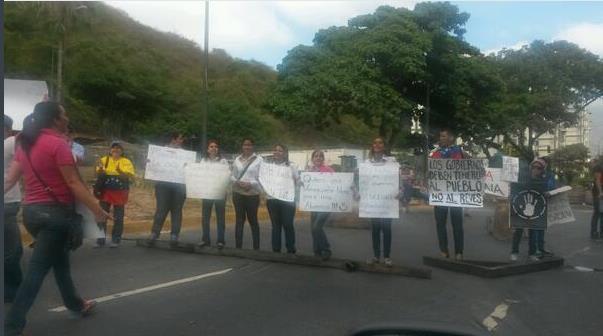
[184, 162, 231, 200]
[359, 163, 400, 218]
[144, 145, 197, 184]
[259, 163, 295, 202]
[76, 202, 104, 239]
[299, 172, 354, 212]
[428, 159, 485, 208]
[547, 193, 575, 226]
[483, 168, 510, 198]
[502, 156, 519, 182]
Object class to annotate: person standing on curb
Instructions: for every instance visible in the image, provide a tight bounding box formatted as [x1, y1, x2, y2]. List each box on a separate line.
[590, 159, 603, 240]
[265, 144, 300, 254]
[198, 139, 230, 249]
[149, 132, 187, 246]
[307, 149, 335, 260]
[429, 128, 467, 261]
[231, 138, 263, 250]
[95, 141, 135, 248]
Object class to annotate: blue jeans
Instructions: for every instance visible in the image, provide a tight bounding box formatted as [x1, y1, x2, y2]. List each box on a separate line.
[310, 212, 331, 255]
[266, 199, 296, 253]
[151, 182, 186, 238]
[5, 204, 84, 336]
[371, 218, 392, 259]
[4, 202, 23, 303]
[511, 229, 544, 255]
[201, 199, 226, 244]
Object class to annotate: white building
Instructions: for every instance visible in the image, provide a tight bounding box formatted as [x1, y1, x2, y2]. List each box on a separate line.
[534, 110, 591, 157]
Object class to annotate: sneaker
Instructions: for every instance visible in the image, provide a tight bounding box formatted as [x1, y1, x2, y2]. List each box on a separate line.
[367, 257, 379, 265]
[528, 255, 540, 262]
[197, 241, 209, 248]
[109, 242, 120, 248]
[510, 253, 519, 262]
[320, 250, 332, 261]
[384, 258, 393, 267]
[540, 249, 554, 257]
[94, 238, 106, 248]
[70, 300, 97, 318]
[216, 242, 225, 250]
[454, 254, 463, 261]
[440, 252, 450, 259]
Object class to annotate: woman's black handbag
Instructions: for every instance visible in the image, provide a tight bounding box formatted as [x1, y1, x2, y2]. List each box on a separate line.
[93, 156, 110, 199]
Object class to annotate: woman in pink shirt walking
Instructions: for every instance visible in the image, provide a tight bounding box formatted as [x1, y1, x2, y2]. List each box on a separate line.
[3, 102, 110, 336]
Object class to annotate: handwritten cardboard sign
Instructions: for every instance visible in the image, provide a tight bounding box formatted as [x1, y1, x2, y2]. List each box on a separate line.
[502, 156, 519, 182]
[428, 159, 485, 208]
[259, 163, 296, 202]
[144, 145, 197, 184]
[358, 163, 400, 218]
[484, 168, 510, 198]
[184, 162, 231, 200]
[299, 172, 354, 212]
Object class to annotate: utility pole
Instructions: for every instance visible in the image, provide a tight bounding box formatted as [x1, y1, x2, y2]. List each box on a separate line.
[201, 0, 209, 152]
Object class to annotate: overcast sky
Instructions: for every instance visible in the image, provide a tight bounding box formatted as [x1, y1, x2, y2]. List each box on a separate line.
[105, 1, 603, 152]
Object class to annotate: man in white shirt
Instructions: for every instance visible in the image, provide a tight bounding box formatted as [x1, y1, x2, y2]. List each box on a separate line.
[4, 115, 23, 304]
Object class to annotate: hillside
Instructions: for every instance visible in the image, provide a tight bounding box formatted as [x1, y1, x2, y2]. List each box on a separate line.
[4, 2, 375, 151]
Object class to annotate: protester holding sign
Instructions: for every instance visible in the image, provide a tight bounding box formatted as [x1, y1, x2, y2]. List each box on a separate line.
[149, 132, 187, 246]
[307, 149, 335, 260]
[231, 138, 263, 250]
[3, 102, 111, 336]
[264, 144, 300, 254]
[590, 159, 603, 240]
[95, 141, 136, 248]
[510, 158, 556, 261]
[357, 137, 398, 267]
[198, 139, 230, 249]
[429, 128, 468, 260]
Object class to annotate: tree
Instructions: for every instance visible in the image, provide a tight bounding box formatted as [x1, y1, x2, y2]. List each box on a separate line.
[489, 40, 603, 161]
[269, 3, 503, 149]
[549, 143, 589, 186]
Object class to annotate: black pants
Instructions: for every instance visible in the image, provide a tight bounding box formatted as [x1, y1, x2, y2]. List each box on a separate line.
[98, 202, 125, 244]
[370, 218, 392, 259]
[232, 193, 260, 249]
[311, 212, 331, 255]
[434, 206, 464, 255]
[5, 205, 84, 336]
[201, 199, 226, 245]
[591, 189, 603, 236]
[267, 199, 297, 253]
[151, 182, 186, 238]
[4, 202, 23, 303]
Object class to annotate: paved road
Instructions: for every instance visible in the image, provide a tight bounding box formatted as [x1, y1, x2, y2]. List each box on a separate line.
[13, 205, 603, 336]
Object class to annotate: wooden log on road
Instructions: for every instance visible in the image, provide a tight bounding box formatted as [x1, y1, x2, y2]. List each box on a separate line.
[135, 239, 432, 279]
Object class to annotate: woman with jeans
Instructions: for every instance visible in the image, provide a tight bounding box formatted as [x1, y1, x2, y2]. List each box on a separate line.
[357, 137, 398, 267]
[231, 138, 263, 250]
[265, 144, 300, 254]
[95, 141, 135, 248]
[149, 132, 187, 246]
[198, 139, 230, 249]
[3, 102, 110, 336]
[307, 149, 335, 260]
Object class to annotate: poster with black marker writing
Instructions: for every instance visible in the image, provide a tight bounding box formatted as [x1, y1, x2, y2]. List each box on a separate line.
[509, 182, 547, 230]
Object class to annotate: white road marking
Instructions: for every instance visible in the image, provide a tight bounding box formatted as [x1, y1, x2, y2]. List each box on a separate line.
[49, 268, 232, 313]
[574, 266, 595, 272]
[482, 301, 513, 332]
